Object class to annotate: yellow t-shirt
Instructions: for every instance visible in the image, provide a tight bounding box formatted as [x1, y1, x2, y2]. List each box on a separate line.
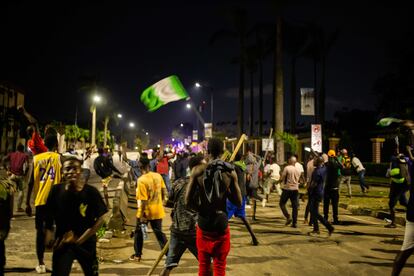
[136, 172, 166, 220]
[34, 152, 62, 206]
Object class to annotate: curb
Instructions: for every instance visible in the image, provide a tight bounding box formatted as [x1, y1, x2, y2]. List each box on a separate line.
[339, 203, 406, 226]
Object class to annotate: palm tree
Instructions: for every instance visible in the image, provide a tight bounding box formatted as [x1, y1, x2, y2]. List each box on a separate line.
[274, 16, 284, 163]
[210, 8, 249, 136]
[245, 46, 258, 137]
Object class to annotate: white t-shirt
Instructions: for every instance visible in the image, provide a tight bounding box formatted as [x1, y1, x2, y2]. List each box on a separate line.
[295, 162, 304, 174]
[352, 157, 365, 173]
[264, 163, 281, 181]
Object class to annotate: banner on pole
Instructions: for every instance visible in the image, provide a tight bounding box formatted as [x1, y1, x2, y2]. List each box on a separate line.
[192, 130, 198, 141]
[262, 138, 274, 152]
[300, 88, 315, 116]
[204, 123, 212, 138]
[311, 124, 322, 153]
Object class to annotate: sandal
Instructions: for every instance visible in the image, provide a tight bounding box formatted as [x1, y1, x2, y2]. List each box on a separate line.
[129, 254, 141, 262]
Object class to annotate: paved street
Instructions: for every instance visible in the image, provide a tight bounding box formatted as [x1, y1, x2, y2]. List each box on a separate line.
[3, 157, 414, 275]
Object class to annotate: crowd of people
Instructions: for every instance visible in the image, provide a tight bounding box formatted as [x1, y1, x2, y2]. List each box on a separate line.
[0, 106, 413, 276]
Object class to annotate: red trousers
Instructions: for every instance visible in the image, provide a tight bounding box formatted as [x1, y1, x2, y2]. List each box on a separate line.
[196, 226, 231, 276]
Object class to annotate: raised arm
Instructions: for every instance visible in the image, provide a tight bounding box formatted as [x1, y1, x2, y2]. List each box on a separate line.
[184, 164, 206, 209]
[226, 170, 242, 207]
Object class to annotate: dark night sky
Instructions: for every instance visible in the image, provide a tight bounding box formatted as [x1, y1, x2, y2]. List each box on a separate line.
[1, 1, 411, 140]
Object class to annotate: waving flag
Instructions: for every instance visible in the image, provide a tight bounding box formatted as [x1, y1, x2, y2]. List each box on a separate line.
[140, 75, 188, 112]
[377, 117, 403, 127]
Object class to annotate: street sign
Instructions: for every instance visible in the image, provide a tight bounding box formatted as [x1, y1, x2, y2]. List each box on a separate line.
[204, 123, 212, 138]
[300, 88, 315, 116]
[192, 130, 198, 141]
[311, 124, 322, 152]
[262, 138, 274, 152]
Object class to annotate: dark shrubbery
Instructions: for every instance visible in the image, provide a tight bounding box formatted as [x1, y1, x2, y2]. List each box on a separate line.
[364, 162, 389, 177]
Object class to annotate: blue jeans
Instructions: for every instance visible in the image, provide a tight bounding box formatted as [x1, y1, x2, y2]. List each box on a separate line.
[358, 170, 369, 191]
[165, 231, 197, 268]
[161, 174, 171, 193]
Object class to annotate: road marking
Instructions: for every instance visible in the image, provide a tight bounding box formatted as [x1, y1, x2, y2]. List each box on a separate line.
[344, 215, 382, 225]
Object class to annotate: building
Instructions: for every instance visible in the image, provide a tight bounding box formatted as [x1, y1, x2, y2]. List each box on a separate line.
[0, 81, 25, 154]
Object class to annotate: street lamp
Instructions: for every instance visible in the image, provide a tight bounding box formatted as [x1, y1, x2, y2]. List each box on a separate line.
[180, 123, 184, 127]
[194, 81, 214, 125]
[145, 132, 149, 136]
[117, 113, 123, 118]
[186, 103, 191, 109]
[91, 94, 102, 147]
[129, 122, 135, 128]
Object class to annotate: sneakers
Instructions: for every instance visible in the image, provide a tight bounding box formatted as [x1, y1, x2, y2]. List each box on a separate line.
[129, 254, 141, 262]
[35, 264, 46, 274]
[261, 199, 267, 208]
[251, 239, 259, 246]
[285, 218, 292, 226]
[291, 223, 297, 228]
[17, 207, 25, 212]
[245, 204, 252, 209]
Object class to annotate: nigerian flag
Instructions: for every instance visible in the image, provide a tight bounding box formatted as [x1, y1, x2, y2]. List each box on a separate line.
[140, 75, 188, 112]
[377, 117, 403, 127]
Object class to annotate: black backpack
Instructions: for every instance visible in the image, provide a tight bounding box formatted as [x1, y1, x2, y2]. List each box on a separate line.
[199, 160, 234, 213]
[94, 156, 112, 179]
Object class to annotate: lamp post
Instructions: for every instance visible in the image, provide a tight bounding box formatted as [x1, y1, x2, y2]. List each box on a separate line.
[91, 95, 101, 147]
[195, 82, 214, 125]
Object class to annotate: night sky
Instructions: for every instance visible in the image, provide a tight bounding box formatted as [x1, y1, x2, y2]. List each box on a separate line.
[1, 1, 411, 140]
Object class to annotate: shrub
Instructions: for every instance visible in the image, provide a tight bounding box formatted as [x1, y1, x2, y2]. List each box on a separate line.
[364, 162, 389, 177]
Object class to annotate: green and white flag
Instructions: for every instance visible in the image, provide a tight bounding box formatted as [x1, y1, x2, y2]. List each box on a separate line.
[377, 117, 403, 127]
[140, 75, 188, 112]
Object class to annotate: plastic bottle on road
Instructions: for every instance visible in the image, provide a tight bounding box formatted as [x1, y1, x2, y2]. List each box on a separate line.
[141, 224, 148, 240]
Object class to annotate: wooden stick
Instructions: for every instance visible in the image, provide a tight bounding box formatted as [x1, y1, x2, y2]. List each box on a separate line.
[229, 134, 247, 162]
[146, 239, 170, 276]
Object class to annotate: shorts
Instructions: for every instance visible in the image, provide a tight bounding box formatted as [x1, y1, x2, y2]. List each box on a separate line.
[9, 174, 25, 191]
[401, 220, 414, 251]
[227, 197, 246, 219]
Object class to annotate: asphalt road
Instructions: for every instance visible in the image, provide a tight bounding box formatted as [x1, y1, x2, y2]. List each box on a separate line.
[4, 155, 414, 275]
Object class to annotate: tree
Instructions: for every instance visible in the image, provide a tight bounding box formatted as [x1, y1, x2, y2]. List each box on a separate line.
[65, 124, 81, 148]
[210, 7, 249, 136]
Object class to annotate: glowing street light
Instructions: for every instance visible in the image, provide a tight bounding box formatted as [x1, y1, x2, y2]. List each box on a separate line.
[145, 132, 149, 135]
[129, 122, 135, 128]
[195, 82, 202, 88]
[186, 103, 191, 109]
[117, 113, 123, 118]
[180, 123, 184, 127]
[91, 94, 102, 146]
[93, 95, 102, 103]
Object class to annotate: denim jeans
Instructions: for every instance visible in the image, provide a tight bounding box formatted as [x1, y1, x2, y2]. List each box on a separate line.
[358, 170, 369, 191]
[134, 219, 167, 256]
[161, 174, 171, 193]
[165, 231, 197, 268]
[389, 182, 409, 223]
[279, 189, 299, 224]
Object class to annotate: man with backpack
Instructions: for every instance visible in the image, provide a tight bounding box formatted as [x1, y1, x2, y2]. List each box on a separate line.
[93, 148, 123, 207]
[386, 153, 410, 228]
[185, 138, 242, 276]
[338, 149, 353, 197]
[324, 150, 343, 225]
